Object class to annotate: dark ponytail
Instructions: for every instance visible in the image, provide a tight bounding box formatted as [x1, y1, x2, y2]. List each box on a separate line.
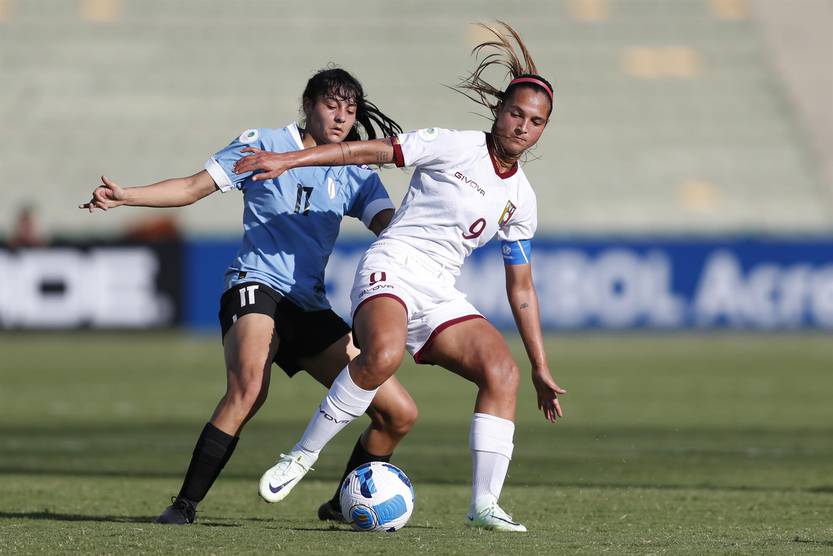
[301, 67, 403, 141]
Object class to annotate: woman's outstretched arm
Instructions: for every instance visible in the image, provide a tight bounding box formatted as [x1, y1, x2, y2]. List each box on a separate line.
[233, 138, 396, 181]
[79, 171, 218, 212]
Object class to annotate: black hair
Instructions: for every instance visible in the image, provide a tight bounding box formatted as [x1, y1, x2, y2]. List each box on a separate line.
[301, 67, 402, 141]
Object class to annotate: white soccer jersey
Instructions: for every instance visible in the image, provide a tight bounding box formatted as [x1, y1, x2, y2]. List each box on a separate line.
[385, 128, 538, 276]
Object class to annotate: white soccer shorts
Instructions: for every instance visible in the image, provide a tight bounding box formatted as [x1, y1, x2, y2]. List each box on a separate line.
[349, 240, 484, 362]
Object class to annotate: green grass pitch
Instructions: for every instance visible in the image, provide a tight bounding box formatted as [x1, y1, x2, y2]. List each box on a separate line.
[1, 333, 831, 554]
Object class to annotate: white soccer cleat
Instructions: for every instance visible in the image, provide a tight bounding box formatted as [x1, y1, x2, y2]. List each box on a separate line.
[258, 452, 316, 503]
[465, 502, 528, 532]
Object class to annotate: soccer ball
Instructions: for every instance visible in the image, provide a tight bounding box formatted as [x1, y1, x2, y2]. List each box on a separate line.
[339, 462, 415, 532]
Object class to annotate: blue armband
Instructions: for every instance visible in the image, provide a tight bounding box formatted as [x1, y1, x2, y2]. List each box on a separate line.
[501, 239, 532, 265]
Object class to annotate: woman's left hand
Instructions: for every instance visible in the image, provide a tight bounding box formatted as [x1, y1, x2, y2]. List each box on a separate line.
[233, 147, 290, 181]
[531, 367, 566, 423]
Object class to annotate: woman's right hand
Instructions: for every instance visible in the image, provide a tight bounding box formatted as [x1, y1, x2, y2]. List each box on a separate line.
[79, 175, 127, 212]
[233, 147, 291, 181]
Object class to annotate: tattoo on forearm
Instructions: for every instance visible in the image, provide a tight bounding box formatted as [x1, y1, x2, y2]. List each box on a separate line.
[339, 143, 347, 165]
[375, 150, 390, 163]
[520, 303, 529, 310]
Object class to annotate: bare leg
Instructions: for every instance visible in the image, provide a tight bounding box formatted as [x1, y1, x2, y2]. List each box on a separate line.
[420, 317, 519, 421]
[348, 297, 410, 389]
[166, 313, 279, 517]
[211, 313, 280, 435]
[420, 318, 524, 527]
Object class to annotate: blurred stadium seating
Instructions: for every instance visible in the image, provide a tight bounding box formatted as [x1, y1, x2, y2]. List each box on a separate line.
[1, 0, 831, 238]
[1, 1, 832, 332]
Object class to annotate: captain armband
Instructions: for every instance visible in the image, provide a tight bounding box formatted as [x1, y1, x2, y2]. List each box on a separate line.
[501, 239, 532, 265]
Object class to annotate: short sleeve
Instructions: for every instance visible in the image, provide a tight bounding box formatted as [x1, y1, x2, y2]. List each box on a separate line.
[346, 171, 395, 228]
[393, 128, 473, 171]
[497, 180, 538, 242]
[204, 128, 266, 193]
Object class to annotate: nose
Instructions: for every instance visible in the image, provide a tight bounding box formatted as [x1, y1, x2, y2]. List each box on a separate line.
[334, 108, 347, 124]
[516, 119, 529, 135]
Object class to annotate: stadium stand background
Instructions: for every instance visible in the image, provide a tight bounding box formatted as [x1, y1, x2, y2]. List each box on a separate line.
[1, 0, 831, 239]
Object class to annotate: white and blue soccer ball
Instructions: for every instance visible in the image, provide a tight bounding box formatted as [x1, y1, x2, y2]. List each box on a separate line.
[339, 461, 415, 532]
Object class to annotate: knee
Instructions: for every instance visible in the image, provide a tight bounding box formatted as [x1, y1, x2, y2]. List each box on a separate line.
[360, 345, 404, 380]
[226, 366, 268, 412]
[481, 359, 520, 396]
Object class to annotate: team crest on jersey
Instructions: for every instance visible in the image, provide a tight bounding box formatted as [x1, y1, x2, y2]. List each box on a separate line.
[239, 129, 259, 144]
[498, 200, 517, 226]
[417, 128, 439, 142]
[327, 177, 336, 199]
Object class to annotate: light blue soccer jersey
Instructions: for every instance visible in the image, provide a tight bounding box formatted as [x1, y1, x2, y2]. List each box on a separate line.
[204, 123, 394, 311]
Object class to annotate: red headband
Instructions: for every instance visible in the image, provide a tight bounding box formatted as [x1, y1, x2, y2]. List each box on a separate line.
[507, 76, 553, 100]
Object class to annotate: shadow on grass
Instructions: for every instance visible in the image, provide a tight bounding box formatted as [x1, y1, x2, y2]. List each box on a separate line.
[0, 511, 242, 527]
[208, 516, 436, 531]
[279, 525, 436, 532]
[0, 511, 154, 524]
[792, 538, 833, 547]
[806, 485, 833, 493]
[282, 527, 359, 533]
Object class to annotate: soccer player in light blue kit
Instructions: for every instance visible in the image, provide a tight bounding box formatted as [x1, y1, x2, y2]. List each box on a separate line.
[79, 68, 418, 525]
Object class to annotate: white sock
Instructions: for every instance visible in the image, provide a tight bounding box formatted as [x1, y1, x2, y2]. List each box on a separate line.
[292, 367, 378, 462]
[469, 412, 515, 511]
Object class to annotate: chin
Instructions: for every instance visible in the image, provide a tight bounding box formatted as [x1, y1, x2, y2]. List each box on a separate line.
[495, 139, 524, 157]
[503, 145, 526, 158]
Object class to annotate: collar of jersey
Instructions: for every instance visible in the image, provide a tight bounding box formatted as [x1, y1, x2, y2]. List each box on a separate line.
[288, 122, 305, 150]
[485, 133, 519, 180]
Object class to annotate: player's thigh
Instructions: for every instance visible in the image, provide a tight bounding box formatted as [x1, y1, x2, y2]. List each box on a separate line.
[223, 313, 279, 389]
[420, 317, 514, 385]
[353, 296, 409, 360]
[300, 332, 358, 388]
[219, 282, 283, 380]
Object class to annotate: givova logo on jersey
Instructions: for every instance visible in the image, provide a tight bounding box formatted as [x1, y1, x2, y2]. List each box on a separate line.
[498, 201, 517, 226]
[453, 171, 486, 197]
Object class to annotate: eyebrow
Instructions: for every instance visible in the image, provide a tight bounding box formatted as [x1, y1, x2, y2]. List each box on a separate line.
[324, 94, 358, 106]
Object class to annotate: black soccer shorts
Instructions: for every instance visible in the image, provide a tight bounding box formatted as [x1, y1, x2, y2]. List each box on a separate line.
[218, 281, 351, 377]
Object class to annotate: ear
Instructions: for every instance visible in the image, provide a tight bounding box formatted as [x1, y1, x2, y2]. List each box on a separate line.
[302, 96, 313, 118]
[493, 98, 506, 117]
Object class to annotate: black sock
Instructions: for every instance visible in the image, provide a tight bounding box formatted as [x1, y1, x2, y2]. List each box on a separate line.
[331, 437, 392, 510]
[177, 422, 239, 504]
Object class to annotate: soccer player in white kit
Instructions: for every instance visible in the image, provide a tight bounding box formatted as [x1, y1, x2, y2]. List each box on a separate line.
[235, 23, 565, 532]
